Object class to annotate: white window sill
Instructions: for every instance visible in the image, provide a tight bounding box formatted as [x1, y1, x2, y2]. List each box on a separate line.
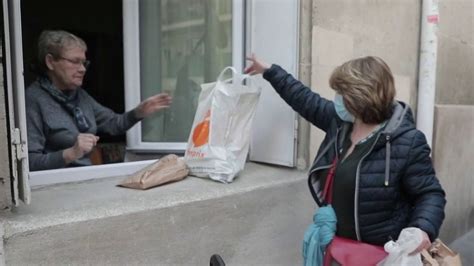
[29, 159, 159, 187]
[3, 162, 305, 238]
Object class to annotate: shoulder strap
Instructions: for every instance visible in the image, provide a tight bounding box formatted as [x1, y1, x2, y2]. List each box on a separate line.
[322, 157, 338, 204]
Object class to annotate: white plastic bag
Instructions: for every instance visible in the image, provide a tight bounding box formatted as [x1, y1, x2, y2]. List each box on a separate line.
[377, 227, 424, 266]
[184, 67, 261, 183]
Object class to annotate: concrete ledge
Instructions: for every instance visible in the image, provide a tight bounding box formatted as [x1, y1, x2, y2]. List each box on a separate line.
[1, 163, 314, 265]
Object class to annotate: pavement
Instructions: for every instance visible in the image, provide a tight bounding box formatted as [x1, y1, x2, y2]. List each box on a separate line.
[450, 229, 474, 266]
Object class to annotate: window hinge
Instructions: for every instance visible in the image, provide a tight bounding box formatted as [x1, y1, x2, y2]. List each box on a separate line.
[12, 128, 27, 161]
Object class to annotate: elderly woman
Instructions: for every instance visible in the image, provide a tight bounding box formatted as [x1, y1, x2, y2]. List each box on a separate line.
[26, 30, 172, 171]
[245, 55, 446, 264]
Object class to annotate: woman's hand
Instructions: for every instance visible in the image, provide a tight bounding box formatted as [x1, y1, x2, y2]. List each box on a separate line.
[244, 53, 271, 75]
[135, 93, 172, 119]
[409, 230, 431, 255]
[63, 133, 100, 163]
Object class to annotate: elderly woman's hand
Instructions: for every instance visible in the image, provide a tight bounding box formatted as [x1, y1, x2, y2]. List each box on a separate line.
[135, 93, 172, 119]
[63, 133, 100, 164]
[244, 53, 271, 75]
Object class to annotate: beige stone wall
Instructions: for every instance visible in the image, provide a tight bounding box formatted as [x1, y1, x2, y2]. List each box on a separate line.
[436, 0, 474, 105]
[434, 0, 474, 241]
[309, 0, 420, 159]
[433, 105, 474, 242]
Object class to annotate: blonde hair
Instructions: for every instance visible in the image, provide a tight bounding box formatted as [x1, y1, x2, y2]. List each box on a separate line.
[37, 30, 87, 73]
[329, 56, 395, 124]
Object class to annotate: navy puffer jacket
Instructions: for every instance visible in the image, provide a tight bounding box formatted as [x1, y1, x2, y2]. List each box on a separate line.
[263, 65, 446, 246]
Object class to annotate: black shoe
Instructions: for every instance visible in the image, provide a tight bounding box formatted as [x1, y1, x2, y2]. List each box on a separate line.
[210, 254, 225, 266]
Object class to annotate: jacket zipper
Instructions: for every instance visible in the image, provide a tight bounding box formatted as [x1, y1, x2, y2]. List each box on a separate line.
[309, 126, 341, 174]
[384, 135, 391, 186]
[354, 133, 382, 241]
[335, 127, 341, 160]
[308, 126, 341, 203]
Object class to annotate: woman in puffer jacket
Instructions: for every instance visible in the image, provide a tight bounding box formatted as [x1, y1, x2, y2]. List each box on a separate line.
[245, 55, 446, 261]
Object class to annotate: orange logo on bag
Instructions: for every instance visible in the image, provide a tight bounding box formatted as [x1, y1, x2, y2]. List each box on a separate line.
[192, 110, 210, 147]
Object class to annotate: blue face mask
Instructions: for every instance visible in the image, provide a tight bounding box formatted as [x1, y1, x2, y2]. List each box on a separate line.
[334, 94, 355, 122]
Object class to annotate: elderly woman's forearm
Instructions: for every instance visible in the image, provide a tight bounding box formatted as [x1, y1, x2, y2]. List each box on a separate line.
[29, 151, 66, 171]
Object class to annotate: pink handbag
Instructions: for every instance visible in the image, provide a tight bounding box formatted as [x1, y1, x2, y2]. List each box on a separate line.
[323, 236, 387, 266]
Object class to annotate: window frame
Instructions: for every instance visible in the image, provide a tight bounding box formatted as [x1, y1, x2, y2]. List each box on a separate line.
[123, 0, 245, 152]
[28, 0, 246, 187]
[3, 0, 30, 204]
[16, 0, 299, 189]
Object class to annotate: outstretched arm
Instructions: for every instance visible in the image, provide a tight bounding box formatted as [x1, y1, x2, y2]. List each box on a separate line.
[90, 91, 172, 135]
[245, 54, 338, 132]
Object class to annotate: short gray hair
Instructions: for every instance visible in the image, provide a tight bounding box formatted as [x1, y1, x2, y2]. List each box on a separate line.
[37, 30, 87, 72]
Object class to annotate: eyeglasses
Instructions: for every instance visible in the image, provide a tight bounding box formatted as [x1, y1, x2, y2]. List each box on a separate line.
[57, 56, 91, 69]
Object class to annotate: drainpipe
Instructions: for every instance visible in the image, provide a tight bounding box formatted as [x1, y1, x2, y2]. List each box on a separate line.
[416, 0, 439, 147]
[297, 0, 312, 170]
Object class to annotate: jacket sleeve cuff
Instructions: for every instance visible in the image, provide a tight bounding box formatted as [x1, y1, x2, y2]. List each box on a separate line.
[262, 64, 282, 81]
[53, 150, 67, 166]
[408, 222, 437, 242]
[128, 109, 142, 123]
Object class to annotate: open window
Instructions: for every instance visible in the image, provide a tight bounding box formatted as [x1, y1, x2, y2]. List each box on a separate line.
[4, 0, 298, 191]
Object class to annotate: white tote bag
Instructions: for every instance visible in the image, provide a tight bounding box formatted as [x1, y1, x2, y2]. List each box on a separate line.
[184, 67, 261, 183]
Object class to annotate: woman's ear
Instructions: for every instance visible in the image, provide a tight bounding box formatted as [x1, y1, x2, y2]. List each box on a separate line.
[45, 54, 55, 71]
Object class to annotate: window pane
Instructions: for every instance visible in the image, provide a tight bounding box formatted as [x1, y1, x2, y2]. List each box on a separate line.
[139, 0, 232, 142]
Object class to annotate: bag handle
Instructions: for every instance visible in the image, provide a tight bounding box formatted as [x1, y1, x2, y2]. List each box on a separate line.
[322, 157, 338, 205]
[421, 249, 439, 266]
[217, 66, 251, 85]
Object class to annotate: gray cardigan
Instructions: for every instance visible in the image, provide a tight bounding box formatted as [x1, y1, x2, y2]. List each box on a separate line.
[26, 80, 141, 171]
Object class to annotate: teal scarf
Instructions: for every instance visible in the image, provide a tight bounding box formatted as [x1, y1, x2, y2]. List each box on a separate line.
[303, 205, 337, 266]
